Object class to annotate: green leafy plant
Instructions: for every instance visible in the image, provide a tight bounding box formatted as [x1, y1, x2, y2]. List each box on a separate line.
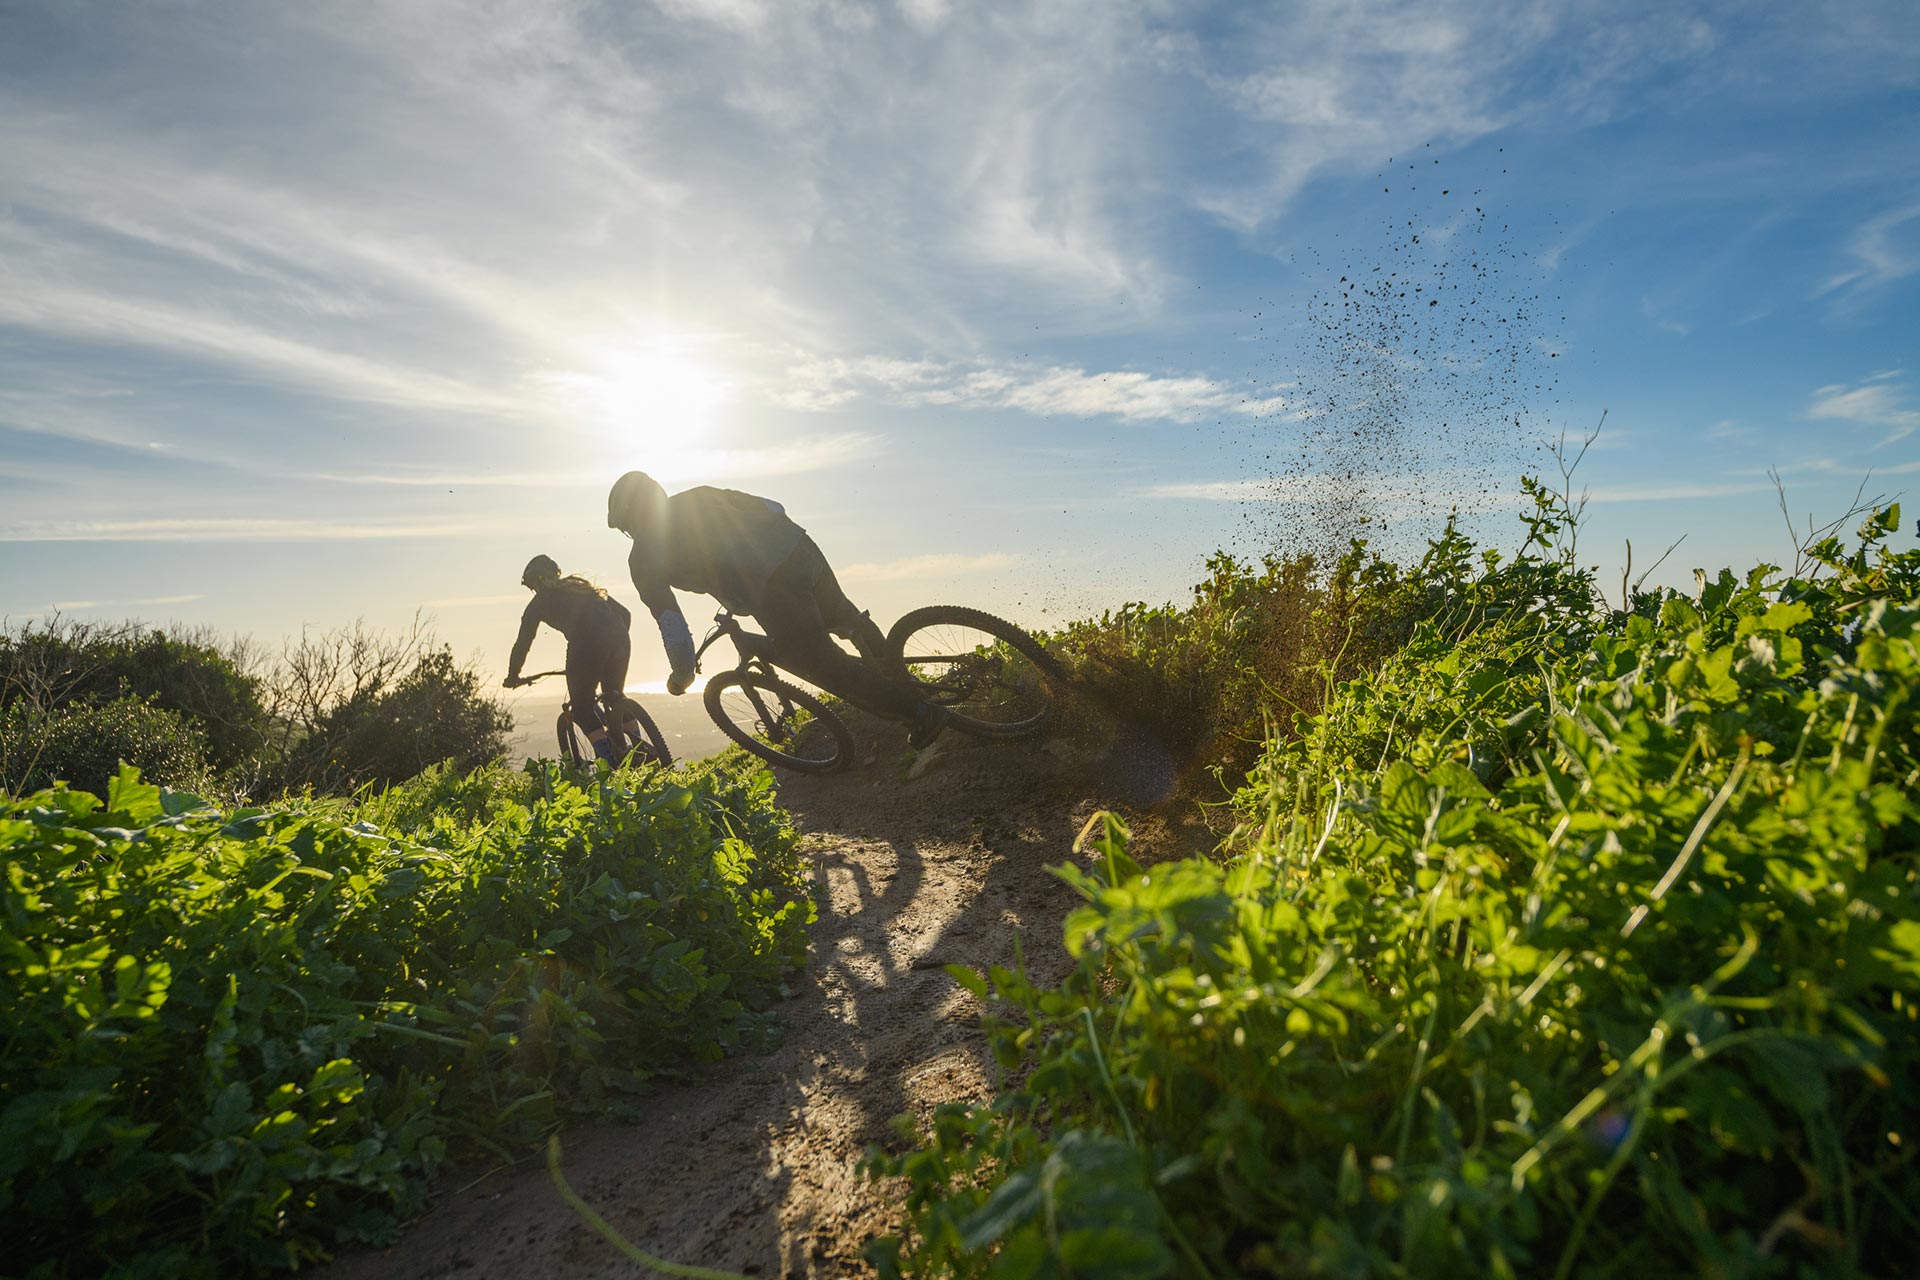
[872, 495, 1920, 1278]
[2, 751, 810, 1277]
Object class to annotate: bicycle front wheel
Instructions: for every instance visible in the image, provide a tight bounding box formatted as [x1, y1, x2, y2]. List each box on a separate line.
[704, 671, 853, 773]
[888, 606, 1064, 739]
[556, 708, 588, 765]
[614, 698, 674, 769]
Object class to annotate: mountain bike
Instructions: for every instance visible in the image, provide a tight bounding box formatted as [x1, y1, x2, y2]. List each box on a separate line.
[518, 670, 674, 768]
[694, 606, 1065, 774]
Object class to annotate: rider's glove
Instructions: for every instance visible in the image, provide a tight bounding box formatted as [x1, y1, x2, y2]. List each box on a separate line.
[502, 675, 521, 689]
[666, 667, 694, 696]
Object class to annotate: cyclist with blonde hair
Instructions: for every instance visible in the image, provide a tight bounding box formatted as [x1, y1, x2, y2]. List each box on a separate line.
[503, 555, 646, 762]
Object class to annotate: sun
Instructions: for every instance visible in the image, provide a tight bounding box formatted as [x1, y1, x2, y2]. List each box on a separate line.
[554, 338, 730, 468]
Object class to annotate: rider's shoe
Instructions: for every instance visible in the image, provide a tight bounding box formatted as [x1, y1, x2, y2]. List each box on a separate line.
[909, 701, 949, 750]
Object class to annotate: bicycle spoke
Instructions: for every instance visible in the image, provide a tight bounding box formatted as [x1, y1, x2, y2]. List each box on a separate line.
[897, 622, 1050, 727]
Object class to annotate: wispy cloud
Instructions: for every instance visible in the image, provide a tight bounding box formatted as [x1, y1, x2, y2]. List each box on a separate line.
[840, 552, 1018, 582]
[775, 358, 1288, 423]
[1144, 472, 1774, 508]
[304, 432, 880, 489]
[1808, 371, 1920, 446]
[1817, 203, 1920, 301]
[0, 517, 495, 543]
[1583, 480, 1774, 504]
[18, 592, 207, 615]
[1142, 473, 1520, 513]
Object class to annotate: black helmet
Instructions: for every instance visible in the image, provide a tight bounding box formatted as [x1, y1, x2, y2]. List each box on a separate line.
[521, 554, 561, 589]
[607, 470, 667, 534]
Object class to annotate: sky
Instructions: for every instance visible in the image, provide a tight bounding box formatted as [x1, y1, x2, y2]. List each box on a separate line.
[2, 0, 1916, 693]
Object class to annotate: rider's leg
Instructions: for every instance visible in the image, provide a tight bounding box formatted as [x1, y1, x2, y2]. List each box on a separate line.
[600, 630, 648, 759]
[566, 650, 619, 762]
[758, 552, 927, 724]
[780, 537, 890, 662]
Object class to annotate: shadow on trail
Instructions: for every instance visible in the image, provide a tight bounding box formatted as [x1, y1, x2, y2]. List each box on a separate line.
[323, 710, 1200, 1280]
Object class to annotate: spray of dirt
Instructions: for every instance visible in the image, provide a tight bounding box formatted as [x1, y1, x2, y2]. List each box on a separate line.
[1238, 143, 1563, 564]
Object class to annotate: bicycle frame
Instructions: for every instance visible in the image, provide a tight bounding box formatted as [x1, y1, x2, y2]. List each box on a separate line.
[694, 612, 796, 739]
[694, 610, 987, 705]
[694, 612, 777, 674]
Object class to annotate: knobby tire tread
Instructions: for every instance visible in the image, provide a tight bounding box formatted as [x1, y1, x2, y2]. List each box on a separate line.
[886, 605, 1066, 740]
[704, 670, 852, 773]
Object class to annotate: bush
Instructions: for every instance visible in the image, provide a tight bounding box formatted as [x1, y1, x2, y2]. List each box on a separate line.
[275, 647, 513, 794]
[1, 695, 215, 797]
[0, 621, 264, 796]
[872, 494, 1920, 1278]
[1048, 503, 1592, 794]
[261, 623, 513, 797]
[2, 752, 810, 1277]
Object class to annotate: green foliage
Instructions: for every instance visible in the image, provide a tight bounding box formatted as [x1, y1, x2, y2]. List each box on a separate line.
[273, 647, 513, 795]
[2, 695, 216, 798]
[873, 496, 1920, 1277]
[0, 623, 267, 773]
[1049, 502, 1597, 791]
[1, 752, 811, 1277]
[0, 618, 515, 803]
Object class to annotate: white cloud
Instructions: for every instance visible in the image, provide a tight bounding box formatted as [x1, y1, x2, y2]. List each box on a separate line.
[1142, 472, 1519, 513]
[1142, 472, 1774, 509]
[1584, 480, 1773, 504]
[16, 592, 206, 615]
[775, 358, 1288, 423]
[0, 517, 497, 543]
[840, 552, 1018, 582]
[1808, 371, 1920, 445]
[1817, 203, 1920, 300]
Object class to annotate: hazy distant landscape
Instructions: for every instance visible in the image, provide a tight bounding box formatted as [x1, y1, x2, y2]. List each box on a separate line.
[503, 690, 731, 765]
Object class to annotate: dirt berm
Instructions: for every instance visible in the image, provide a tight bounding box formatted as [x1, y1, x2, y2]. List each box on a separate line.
[324, 713, 1210, 1279]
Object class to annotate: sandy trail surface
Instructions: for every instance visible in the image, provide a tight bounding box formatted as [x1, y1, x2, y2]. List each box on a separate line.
[325, 723, 1186, 1279]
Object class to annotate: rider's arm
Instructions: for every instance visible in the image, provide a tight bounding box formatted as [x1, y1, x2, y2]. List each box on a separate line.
[629, 544, 697, 689]
[504, 603, 540, 684]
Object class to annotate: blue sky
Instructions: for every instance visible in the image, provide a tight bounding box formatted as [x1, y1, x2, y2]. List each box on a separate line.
[2, 0, 1916, 690]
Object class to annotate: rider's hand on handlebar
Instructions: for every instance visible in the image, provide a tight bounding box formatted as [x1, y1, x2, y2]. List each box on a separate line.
[502, 675, 523, 689]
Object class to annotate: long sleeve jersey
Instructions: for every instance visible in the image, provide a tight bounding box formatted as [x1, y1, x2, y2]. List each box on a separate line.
[507, 585, 630, 679]
[625, 485, 805, 675]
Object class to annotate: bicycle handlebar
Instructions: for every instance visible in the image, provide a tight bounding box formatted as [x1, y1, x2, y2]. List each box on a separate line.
[693, 613, 739, 666]
[517, 669, 566, 682]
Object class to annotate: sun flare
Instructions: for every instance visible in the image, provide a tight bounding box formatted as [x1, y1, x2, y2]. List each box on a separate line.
[552, 338, 731, 474]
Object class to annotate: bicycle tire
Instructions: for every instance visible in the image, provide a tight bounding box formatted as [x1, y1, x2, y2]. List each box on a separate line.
[887, 605, 1065, 739]
[704, 670, 853, 773]
[615, 698, 674, 769]
[556, 708, 586, 764]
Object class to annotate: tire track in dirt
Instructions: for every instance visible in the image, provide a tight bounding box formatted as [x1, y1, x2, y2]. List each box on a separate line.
[325, 724, 1166, 1278]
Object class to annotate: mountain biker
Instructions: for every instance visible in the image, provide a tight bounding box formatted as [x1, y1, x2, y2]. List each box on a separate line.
[502, 555, 649, 763]
[606, 471, 948, 748]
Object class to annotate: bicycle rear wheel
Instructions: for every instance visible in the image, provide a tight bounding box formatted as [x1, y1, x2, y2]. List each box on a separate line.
[888, 606, 1064, 739]
[704, 670, 852, 773]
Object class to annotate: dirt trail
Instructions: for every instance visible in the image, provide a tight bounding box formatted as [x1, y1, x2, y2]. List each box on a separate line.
[327, 722, 1191, 1279]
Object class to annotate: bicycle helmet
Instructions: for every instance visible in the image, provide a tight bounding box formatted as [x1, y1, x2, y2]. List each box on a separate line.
[607, 470, 667, 534]
[521, 554, 561, 589]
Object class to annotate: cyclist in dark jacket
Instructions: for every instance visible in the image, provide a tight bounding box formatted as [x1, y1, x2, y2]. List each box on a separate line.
[605, 471, 947, 748]
[503, 555, 646, 762]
